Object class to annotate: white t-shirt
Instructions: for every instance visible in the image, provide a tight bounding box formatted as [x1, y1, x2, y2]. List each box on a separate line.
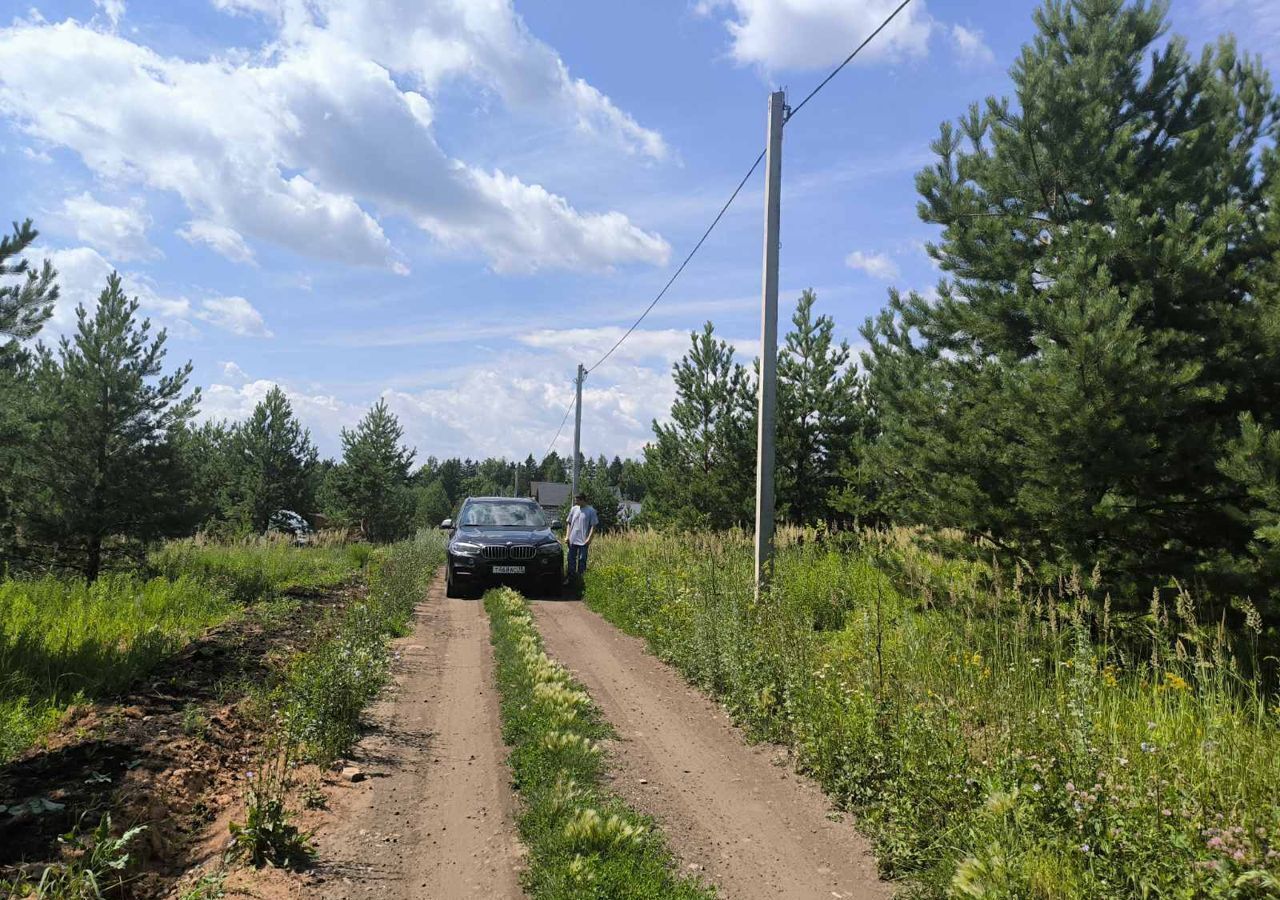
[567, 504, 599, 546]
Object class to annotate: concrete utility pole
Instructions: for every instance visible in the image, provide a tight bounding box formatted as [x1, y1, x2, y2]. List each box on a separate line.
[754, 90, 785, 598]
[571, 363, 585, 499]
[513, 461, 519, 498]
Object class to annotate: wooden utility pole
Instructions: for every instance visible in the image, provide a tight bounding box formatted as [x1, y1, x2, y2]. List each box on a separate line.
[754, 90, 785, 598]
[571, 363, 585, 498]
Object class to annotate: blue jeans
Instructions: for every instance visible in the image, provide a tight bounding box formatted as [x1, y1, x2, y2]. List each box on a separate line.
[567, 543, 589, 577]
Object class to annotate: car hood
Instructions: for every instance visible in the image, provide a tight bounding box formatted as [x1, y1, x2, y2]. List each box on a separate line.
[453, 527, 557, 544]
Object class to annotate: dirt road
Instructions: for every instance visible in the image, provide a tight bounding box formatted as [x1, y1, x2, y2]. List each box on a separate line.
[530, 599, 892, 900]
[312, 574, 523, 899]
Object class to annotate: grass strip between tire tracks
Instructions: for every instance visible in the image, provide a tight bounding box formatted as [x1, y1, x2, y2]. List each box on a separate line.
[484, 588, 715, 900]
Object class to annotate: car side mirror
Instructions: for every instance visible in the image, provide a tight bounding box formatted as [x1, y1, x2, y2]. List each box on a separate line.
[550, 519, 562, 530]
[439, 518, 453, 530]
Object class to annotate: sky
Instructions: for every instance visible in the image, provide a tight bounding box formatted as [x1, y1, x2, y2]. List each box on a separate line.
[0, 0, 1273, 463]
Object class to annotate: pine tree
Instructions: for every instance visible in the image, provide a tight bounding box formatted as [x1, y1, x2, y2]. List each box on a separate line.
[521, 453, 538, 495]
[19, 274, 197, 578]
[227, 386, 319, 530]
[862, 0, 1280, 592]
[539, 452, 568, 484]
[776, 290, 866, 524]
[0, 220, 58, 568]
[644, 322, 755, 528]
[0, 220, 56, 368]
[330, 400, 415, 542]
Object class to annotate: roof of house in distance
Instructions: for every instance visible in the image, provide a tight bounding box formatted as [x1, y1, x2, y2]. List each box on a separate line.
[530, 481, 571, 507]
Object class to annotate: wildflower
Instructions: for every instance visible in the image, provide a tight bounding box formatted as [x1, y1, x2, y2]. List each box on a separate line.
[1080, 843, 1091, 854]
[1140, 742, 1157, 754]
[1161, 672, 1190, 693]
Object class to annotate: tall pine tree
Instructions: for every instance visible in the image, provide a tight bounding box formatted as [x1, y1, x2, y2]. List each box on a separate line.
[644, 322, 755, 528]
[226, 386, 319, 530]
[20, 274, 197, 579]
[776, 290, 866, 524]
[330, 399, 415, 542]
[0, 220, 58, 568]
[861, 0, 1280, 594]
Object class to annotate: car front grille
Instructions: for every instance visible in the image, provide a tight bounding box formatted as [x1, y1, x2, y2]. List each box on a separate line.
[481, 546, 508, 560]
[509, 545, 536, 560]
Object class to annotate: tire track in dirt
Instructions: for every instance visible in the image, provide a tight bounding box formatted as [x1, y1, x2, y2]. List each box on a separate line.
[530, 599, 892, 900]
[310, 573, 523, 899]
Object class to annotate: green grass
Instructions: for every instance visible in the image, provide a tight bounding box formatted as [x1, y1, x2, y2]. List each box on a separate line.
[0, 538, 372, 761]
[0, 574, 234, 760]
[484, 586, 715, 900]
[149, 538, 367, 603]
[585, 529, 1280, 899]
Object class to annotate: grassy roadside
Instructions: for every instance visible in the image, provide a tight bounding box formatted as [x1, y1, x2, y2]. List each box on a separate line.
[1, 536, 441, 895]
[584, 530, 1280, 898]
[0, 541, 368, 762]
[484, 587, 714, 900]
[224, 534, 446, 867]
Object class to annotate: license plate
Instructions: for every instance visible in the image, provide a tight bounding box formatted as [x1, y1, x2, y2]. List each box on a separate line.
[492, 565, 525, 575]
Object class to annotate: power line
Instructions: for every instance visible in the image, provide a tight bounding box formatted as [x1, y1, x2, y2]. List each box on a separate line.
[544, 0, 915, 461]
[584, 147, 767, 375]
[784, 0, 915, 124]
[541, 386, 577, 462]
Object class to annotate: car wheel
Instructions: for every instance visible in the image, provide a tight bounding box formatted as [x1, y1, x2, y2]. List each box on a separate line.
[445, 565, 464, 599]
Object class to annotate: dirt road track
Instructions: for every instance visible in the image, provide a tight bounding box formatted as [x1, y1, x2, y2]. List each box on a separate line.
[311, 574, 523, 899]
[530, 598, 892, 900]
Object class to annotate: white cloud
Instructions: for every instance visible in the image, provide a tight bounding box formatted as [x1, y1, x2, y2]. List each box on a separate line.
[198, 334, 691, 460]
[92, 0, 125, 26]
[704, 0, 935, 70]
[32, 245, 269, 340]
[950, 24, 994, 66]
[178, 220, 255, 265]
[845, 249, 899, 280]
[197, 296, 272, 337]
[201, 378, 359, 440]
[58, 192, 157, 262]
[218, 0, 668, 161]
[0, 16, 670, 274]
[36, 245, 192, 337]
[1191, 0, 1280, 68]
[516, 325, 755, 372]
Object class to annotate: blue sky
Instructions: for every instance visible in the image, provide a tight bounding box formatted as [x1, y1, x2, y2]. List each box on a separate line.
[1, 0, 1272, 461]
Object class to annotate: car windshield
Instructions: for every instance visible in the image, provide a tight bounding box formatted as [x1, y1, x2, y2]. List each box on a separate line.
[458, 501, 547, 528]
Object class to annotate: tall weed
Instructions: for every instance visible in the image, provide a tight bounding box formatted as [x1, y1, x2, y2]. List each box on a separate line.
[585, 530, 1280, 897]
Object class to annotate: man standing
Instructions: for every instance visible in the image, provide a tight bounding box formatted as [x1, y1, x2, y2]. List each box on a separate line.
[564, 492, 598, 589]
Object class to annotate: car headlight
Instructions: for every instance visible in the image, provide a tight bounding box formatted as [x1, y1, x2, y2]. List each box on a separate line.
[537, 542, 562, 555]
[452, 541, 483, 556]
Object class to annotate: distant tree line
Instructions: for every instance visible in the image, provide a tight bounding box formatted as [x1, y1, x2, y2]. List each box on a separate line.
[640, 0, 1280, 620]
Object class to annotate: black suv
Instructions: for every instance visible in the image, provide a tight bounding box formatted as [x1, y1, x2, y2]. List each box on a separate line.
[442, 497, 563, 599]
